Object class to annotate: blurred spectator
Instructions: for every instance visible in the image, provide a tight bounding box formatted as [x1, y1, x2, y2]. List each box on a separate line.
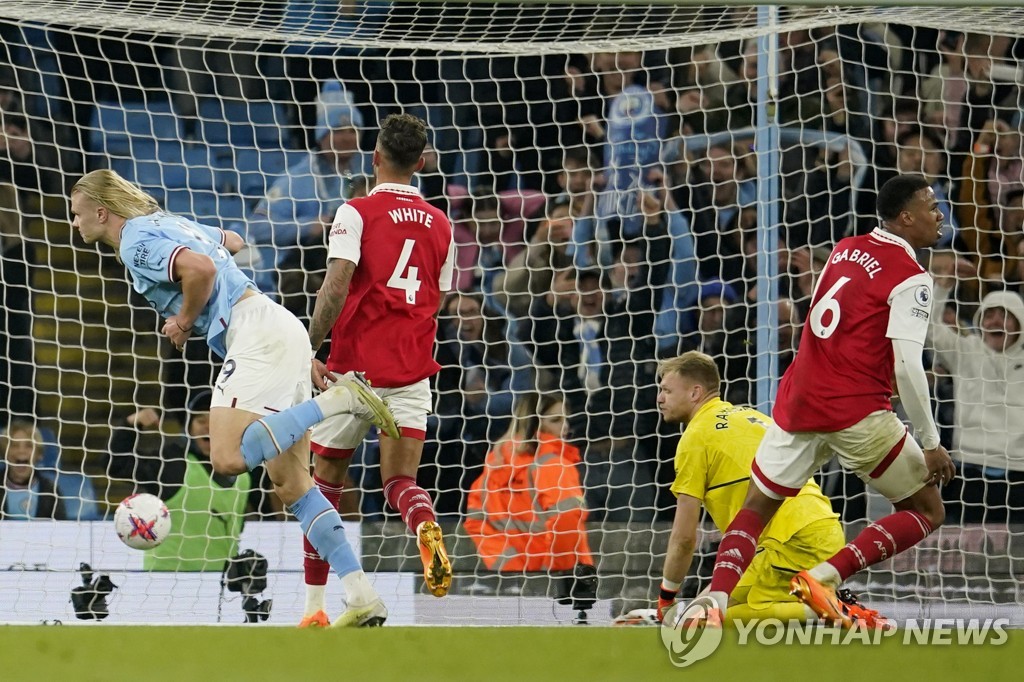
[232, 80, 370, 297]
[465, 393, 593, 573]
[432, 292, 516, 511]
[279, 0, 385, 148]
[493, 197, 574, 319]
[567, 267, 662, 522]
[449, 189, 544, 294]
[107, 390, 266, 571]
[688, 143, 756, 292]
[928, 260, 1024, 524]
[955, 118, 1024, 295]
[920, 31, 970, 152]
[676, 279, 750, 403]
[0, 105, 62, 198]
[596, 52, 668, 242]
[553, 147, 600, 270]
[0, 183, 34, 422]
[948, 33, 1020, 166]
[0, 420, 67, 520]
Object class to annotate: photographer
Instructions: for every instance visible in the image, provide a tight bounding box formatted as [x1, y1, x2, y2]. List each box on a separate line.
[107, 390, 255, 571]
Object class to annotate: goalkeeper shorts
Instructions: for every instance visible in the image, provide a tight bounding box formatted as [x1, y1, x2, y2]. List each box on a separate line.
[732, 517, 846, 610]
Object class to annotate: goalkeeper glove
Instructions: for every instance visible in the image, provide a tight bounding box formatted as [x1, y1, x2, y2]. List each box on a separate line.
[657, 584, 678, 623]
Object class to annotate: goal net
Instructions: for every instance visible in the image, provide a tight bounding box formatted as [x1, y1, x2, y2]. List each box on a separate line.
[1, 0, 1022, 626]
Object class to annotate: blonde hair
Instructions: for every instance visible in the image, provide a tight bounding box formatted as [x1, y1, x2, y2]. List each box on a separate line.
[658, 351, 721, 393]
[72, 169, 160, 219]
[1, 419, 44, 462]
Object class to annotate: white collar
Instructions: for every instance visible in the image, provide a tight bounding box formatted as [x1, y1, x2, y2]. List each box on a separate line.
[370, 182, 420, 197]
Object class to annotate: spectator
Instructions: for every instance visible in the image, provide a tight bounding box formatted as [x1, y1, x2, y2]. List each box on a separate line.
[449, 189, 544, 294]
[432, 292, 516, 512]
[493, 197, 574, 319]
[687, 143, 756, 293]
[928, 259, 1024, 524]
[955, 118, 1024, 295]
[233, 80, 370, 297]
[0, 420, 67, 520]
[0, 183, 34, 422]
[0, 91, 63, 198]
[567, 268, 662, 522]
[107, 390, 258, 571]
[465, 393, 594, 573]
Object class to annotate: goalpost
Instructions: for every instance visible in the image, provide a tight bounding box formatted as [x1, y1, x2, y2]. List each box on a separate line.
[0, 0, 1022, 625]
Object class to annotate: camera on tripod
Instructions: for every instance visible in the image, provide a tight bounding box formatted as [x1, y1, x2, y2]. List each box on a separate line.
[70, 563, 117, 620]
[222, 549, 272, 623]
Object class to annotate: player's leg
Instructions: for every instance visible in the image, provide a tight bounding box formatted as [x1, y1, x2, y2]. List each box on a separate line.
[207, 298, 397, 475]
[298, 413, 372, 626]
[795, 413, 939, 626]
[685, 426, 826, 626]
[265, 435, 386, 628]
[378, 380, 451, 597]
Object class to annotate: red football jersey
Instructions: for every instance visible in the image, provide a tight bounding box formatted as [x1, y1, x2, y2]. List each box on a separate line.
[774, 228, 933, 432]
[324, 182, 455, 387]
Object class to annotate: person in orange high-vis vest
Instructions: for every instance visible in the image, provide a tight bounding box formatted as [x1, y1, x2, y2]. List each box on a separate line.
[465, 394, 593, 573]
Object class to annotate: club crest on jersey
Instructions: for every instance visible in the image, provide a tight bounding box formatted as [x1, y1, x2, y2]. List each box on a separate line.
[914, 286, 930, 306]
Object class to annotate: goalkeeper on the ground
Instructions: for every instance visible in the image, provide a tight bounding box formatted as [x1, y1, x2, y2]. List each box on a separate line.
[654, 351, 887, 627]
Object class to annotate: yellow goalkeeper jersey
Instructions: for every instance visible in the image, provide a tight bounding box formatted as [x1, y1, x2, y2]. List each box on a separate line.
[670, 398, 838, 544]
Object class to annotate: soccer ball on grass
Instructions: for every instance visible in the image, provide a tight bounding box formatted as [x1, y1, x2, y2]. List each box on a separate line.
[114, 493, 171, 550]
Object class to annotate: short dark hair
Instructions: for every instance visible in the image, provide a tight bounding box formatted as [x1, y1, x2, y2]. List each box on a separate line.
[877, 175, 931, 221]
[377, 113, 426, 171]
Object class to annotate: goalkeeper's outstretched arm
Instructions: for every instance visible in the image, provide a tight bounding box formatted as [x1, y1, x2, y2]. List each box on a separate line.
[658, 493, 701, 619]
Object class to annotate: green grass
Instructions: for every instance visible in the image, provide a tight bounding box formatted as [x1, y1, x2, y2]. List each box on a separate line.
[0, 626, 1019, 681]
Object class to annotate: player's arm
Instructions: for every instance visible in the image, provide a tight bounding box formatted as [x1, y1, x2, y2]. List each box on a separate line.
[435, 233, 457, 319]
[221, 229, 245, 255]
[309, 257, 356, 353]
[161, 248, 216, 350]
[658, 493, 701, 620]
[888, 275, 955, 483]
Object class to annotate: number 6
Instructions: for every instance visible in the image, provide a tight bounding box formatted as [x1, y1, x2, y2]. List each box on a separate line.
[809, 276, 851, 339]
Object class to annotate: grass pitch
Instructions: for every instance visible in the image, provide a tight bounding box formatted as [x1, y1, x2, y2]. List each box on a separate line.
[0, 625, 1018, 681]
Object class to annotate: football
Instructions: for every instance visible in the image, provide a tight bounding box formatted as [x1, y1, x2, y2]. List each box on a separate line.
[114, 493, 172, 550]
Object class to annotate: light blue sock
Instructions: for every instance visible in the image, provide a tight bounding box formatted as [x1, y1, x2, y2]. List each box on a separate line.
[289, 486, 361, 578]
[240, 399, 324, 470]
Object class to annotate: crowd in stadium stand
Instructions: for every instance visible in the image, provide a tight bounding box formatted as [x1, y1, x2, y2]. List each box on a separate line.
[0, 15, 1023, 549]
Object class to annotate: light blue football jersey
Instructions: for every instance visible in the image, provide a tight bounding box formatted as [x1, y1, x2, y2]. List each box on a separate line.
[119, 212, 256, 358]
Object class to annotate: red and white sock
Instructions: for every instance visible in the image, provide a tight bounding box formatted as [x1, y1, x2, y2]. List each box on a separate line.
[827, 510, 934, 581]
[303, 475, 344, 615]
[383, 475, 435, 534]
[708, 508, 766, 601]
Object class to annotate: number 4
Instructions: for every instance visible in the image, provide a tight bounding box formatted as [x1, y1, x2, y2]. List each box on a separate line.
[388, 238, 421, 304]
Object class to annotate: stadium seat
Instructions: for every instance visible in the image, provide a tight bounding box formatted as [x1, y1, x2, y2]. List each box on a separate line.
[89, 100, 180, 155]
[196, 98, 284, 150]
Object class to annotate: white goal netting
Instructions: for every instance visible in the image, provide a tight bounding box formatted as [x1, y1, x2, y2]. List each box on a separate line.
[1, 1, 1023, 625]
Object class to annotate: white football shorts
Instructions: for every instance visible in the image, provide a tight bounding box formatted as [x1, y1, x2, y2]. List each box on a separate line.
[752, 410, 928, 503]
[210, 294, 312, 414]
[311, 378, 432, 458]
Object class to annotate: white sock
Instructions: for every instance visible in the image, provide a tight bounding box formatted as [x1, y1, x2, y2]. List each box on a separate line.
[802, 604, 818, 621]
[809, 562, 842, 588]
[313, 386, 355, 418]
[304, 584, 327, 616]
[341, 570, 377, 607]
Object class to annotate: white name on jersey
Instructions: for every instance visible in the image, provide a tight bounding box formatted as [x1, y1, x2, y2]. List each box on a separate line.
[387, 207, 434, 229]
[830, 247, 882, 279]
